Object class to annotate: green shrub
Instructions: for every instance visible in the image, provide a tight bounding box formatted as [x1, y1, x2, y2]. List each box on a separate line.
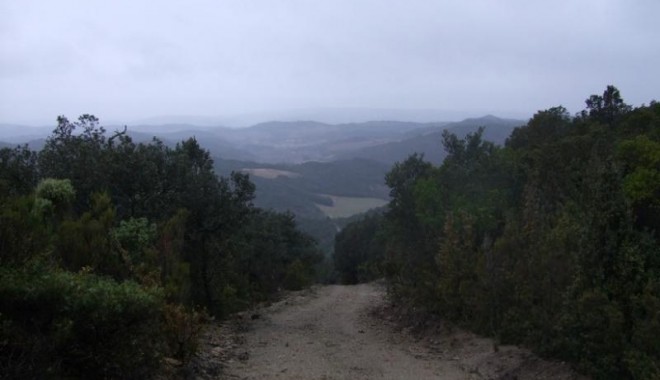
[0, 196, 51, 267]
[113, 217, 157, 262]
[35, 178, 75, 219]
[35, 178, 75, 204]
[162, 303, 207, 362]
[0, 269, 165, 379]
[283, 259, 312, 290]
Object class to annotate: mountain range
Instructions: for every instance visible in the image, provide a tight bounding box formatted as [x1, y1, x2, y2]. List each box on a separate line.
[0, 115, 523, 165]
[1, 115, 525, 251]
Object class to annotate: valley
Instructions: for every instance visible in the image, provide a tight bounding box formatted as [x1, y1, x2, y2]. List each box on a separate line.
[4, 3, 657, 378]
[1, 115, 522, 254]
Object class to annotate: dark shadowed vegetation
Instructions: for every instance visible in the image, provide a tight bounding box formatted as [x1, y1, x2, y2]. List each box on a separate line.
[334, 87, 660, 379]
[0, 115, 322, 378]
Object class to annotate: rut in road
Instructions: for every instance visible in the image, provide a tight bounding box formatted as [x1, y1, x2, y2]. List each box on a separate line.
[223, 283, 467, 380]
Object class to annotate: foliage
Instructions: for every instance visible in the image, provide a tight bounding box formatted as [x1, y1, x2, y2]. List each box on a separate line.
[235, 210, 322, 301]
[0, 114, 324, 377]
[338, 87, 660, 379]
[0, 144, 39, 198]
[162, 304, 207, 362]
[55, 192, 126, 278]
[334, 213, 386, 284]
[0, 195, 51, 267]
[283, 258, 313, 290]
[35, 178, 76, 205]
[0, 269, 164, 379]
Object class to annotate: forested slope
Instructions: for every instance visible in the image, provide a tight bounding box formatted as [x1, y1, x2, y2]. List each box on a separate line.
[334, 87, 660, 379]
[0, 116, 323, 378]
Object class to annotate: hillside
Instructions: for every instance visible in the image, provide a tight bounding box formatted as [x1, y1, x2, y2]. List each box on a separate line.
[149, 117, 515, 164]
[0, 116, 520, 165]
[1, 115, 521, 253]
[340, 115, 523, 164]
[214, 158, 391, 252]
[215, 158, 390, 219]
[203, 117, 524, 252]
[205, 120, 438, 163]
[0, 123, 51, 142]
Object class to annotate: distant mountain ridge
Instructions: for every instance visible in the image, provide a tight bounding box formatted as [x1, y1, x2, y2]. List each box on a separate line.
[1, 115, 524, 164]
[167, 116, 520, 164]
[131, 107, 476, 127]
[1, 115, 526, 253]
[338, 115, 524, 164]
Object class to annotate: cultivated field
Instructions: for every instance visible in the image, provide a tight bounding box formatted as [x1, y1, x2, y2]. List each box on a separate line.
[241, 168, 301, 179]
[316, 195, 388, 218]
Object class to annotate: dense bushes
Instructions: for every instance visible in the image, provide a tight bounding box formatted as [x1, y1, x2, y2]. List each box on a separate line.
[0, 115, 323, 377]
[0, 269, 164, 379]
[336, 87, 660, 379]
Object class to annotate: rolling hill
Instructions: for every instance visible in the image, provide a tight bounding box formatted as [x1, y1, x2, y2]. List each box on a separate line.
[1, 116, 522, 165]
[152, 116, 519, 164]
[1, 114, 525, 253]
[214, 158, 392, 252]
[215, 158, 390, 219]
[339, 115, 524, 164]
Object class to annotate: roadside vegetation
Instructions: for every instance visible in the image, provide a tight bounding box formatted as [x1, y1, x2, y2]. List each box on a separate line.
[0, 116, 322, 378]
[334, 86, 660, 379]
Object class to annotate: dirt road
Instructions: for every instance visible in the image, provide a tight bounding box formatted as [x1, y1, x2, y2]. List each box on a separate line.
[214, 283, 582, 380]
[221, 284, 464, 379]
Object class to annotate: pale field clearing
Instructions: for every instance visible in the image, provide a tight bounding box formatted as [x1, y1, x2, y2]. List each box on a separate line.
[316, 195, 388, 218]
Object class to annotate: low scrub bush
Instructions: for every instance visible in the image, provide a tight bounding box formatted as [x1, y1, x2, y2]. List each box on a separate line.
[0, 269, 164, 379]
[162, 303, 207, 362]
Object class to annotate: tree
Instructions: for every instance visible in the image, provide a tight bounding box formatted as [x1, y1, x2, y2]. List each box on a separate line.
[338, 88, 660, 378]
[383, 154, 433, 299]
[585, 85, 632, 125]
[0, 145, 39, 198]
[39, 115, 115, 211]
[2, 113, 326, 377]
[334, 214, 385, 284]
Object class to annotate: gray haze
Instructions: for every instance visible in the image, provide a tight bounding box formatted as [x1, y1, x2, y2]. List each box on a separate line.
[1, 0, 659, 126]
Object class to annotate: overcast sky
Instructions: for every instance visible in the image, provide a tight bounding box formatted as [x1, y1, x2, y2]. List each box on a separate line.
[1, 0, 659, 126]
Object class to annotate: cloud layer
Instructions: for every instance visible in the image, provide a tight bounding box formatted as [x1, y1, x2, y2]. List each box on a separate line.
[1, 0, 659, 125]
